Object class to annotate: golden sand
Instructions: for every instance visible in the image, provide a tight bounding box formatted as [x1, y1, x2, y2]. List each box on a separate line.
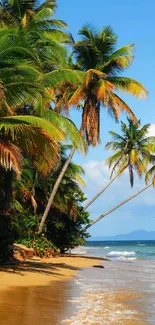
[0, 256, 147, 325]
[0, 256, 101, 291]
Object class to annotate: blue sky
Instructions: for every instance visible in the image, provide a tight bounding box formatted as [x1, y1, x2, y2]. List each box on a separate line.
[56, 0, 155, 237]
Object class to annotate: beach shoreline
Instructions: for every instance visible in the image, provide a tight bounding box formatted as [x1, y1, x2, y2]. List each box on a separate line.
[0, 256, 150, 324]
[0, 255, 105, 325]
[0, 255, 103, 292]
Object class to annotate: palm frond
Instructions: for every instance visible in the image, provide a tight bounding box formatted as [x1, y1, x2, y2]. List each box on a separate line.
[33, 8, 53, 22]
[102, 44, 134, 74]
[67, 86, 85, 108]
[130, 149, 138, 164]
[108, 76, 147, 98]
[108, 93, 138, 123]
[145, 165, 155, 184]
[43, 69, 84, 88]
[0, 115, 65, 142]
[0, 142, 21, 176]
[45, 110, 87, 153]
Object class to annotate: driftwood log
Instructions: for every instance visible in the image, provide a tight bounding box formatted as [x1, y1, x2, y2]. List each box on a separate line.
[9, 244, 34, 260]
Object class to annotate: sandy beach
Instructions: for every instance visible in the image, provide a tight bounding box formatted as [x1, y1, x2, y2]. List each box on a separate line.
[0, 255, 148, 325]
[0, 256, 103, 325]
[0, 255, 102, 291]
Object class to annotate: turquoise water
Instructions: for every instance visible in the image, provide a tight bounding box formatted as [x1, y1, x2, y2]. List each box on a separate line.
[63, 241, 155, 324]
[84, 240, 155, 260]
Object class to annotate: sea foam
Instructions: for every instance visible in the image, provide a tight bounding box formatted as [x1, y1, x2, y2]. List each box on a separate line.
[107, 251, 136, 257]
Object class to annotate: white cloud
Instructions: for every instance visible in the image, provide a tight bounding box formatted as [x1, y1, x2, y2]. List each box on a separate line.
[83, 160, 109, 186]
[148, 124, 155, 136]
[83, 158, 155, 219]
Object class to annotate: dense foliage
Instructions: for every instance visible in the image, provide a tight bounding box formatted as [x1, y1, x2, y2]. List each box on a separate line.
[0, 0, 153, 263]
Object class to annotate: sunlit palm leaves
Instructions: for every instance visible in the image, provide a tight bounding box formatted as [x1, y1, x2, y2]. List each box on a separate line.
[105, 118, 155, 187]
[58, 25, 147, 146]
[0, 115, 65, 176]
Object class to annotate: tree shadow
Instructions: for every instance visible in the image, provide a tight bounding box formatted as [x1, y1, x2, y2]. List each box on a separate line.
[0, 259, 80, 277]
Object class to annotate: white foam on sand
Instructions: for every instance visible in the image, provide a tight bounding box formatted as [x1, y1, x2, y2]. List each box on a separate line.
[62, 290, 138, 325]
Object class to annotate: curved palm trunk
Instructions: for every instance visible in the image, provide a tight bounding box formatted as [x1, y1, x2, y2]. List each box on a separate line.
[81, 183, 152, 233]
[38, 146, 76, 233]
[84, 174, 118, 211]
[84, 164, 129, 211]
[38, 97, 100, 233]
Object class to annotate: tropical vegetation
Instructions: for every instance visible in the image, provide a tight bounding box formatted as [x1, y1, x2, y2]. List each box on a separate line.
[39, 24, 147, 233]
[0, 0, 154, 263]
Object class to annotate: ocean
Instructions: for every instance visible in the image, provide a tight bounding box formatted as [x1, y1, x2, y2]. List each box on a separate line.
[62, 241, 155, 324]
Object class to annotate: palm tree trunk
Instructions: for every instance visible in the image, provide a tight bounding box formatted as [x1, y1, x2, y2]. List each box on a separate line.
[81, 183, 152, 233]
[38, 146, 76, 233]
[0, 214, 11, 263]
[84, 174, 118, 211]
[0, 170, 13, 263]
[4, 170, 13, 210]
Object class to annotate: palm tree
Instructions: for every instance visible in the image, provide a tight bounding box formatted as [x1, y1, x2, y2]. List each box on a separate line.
[0, 25, 86, 142]
[39, 25, 147, 233]
[68, 25, 147, 146]
[0, 115, 66, 208]
[0, 28, 86, 240]
[0, 0, 59, 28]
[0, 113, 66, 262]
[81, 182, 153, 233]
[106, 119, 155, 186]
[0, 0, 69, 64]
[84, 119, 155, 210]
[14, 145, 85, 218]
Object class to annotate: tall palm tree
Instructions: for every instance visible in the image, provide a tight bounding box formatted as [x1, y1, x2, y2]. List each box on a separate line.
[68, 25, 147, 146]
[39, 26, 147, 233]
[84, 119, 155, 210]
[106, 119, 155, 187]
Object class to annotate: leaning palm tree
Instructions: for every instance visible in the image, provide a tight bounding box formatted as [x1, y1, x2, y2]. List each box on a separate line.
[84, 119, 155, 210]
[14, 145, 85, 218]
[81, 151, 155, 233]
[81, 181, 153, 233]
[38, 25, 147, 233]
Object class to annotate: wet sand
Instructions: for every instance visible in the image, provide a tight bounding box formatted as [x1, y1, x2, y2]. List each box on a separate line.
[61, 260, 151, 325]
[63, 290, 146, 325]
[0, 256, 102, 325]
[0, 257, 148, 325]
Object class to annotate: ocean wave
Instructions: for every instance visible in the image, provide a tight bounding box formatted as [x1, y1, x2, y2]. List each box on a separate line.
[107, 251, 136, 257]
[104, 246, 110, 249]
[117, 256, 137, 261]
[62, 290, 139, 324]
[137, 244, 146, 246]
[66, 247, 87, 255]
